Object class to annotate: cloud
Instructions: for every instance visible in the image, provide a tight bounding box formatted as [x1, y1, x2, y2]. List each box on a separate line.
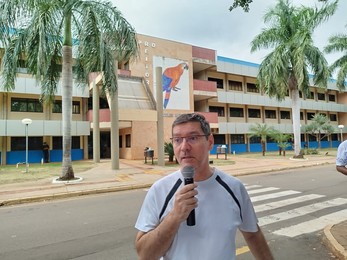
[112, 0, 346, 65]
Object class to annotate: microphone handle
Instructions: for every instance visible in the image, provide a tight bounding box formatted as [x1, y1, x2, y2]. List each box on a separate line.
[184, 177, 196, 226]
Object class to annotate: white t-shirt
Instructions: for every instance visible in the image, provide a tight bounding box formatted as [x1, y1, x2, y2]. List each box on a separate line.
[336, 140, 347, 166]
[135, 168, 258, 260]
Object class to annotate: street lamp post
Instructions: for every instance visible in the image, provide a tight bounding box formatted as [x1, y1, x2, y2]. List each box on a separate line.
[338, 124, 344, 142]
[21, 118, 32, 173]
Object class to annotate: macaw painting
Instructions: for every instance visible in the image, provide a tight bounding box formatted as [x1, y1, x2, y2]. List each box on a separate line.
[153, 56, 190, 110]
[162, 62, 188, 108]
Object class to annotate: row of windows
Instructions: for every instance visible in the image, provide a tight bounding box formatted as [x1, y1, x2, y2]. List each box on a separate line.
[11, 98, 80, 114]
[11, 136, 81, 151]
[209, 106, 338, 121]
[11, 98, 43, 112]
[207, 78, 336, 101]
[11, 134, 131, 151]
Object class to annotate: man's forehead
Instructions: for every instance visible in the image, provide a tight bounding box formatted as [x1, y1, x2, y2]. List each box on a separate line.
[173, 122, 201, 133]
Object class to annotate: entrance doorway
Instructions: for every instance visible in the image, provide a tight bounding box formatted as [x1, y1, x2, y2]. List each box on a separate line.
[87, 131, 111, 159]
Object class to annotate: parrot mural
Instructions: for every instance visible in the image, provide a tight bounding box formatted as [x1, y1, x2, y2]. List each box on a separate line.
[162, 62, 189, 109]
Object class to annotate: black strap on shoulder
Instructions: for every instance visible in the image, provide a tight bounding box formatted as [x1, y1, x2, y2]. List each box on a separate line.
[159, 178, 183, 219]
[215, 175, 243, 221]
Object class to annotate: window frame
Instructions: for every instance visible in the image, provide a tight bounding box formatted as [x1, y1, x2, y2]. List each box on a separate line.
[228, 80, 243, 91]
[230, 107, 244, 117]
[248, 108, 261, 118]
[265, 109, 276, 119]
[11, 98, 43, 113]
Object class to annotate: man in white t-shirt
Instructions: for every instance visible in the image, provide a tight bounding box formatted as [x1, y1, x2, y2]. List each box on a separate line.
[135, 113, 273, 259]
[336, 139, 347, 176]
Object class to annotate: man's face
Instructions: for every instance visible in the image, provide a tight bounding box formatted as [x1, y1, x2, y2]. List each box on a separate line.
[172, 121, 213, 170]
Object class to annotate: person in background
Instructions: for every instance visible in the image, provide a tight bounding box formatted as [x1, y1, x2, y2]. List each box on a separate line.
[134, 113, 273, 260]
[42, 142, 50, 163]
[336, 139, 347, 176]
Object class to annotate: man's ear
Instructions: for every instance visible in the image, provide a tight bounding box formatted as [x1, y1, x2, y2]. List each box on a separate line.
[208, 134, 214, 150]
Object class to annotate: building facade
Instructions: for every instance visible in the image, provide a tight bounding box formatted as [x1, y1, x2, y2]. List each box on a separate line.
[1, 33, 346, 165]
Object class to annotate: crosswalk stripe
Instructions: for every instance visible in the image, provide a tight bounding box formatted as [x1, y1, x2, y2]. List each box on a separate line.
[258, 198, 347, 226]
[254, 194, 326, 213]
[244, 184, 347, 237]
[245, 185, 262, 190]
[272, 208, 347, 237]
[247, 187, 280, 195]
[251, 190, 301, 202]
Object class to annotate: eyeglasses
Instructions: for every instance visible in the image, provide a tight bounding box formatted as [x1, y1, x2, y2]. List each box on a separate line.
[170, 135, 208, 146]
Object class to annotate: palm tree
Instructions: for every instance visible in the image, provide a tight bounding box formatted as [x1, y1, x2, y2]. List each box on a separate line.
[269, 129, 292, 156]
[249, 123, 274, 156]
[229, 0, 330, 12]
[324, 28, 347, 91]
[164, 142, 175, 162]
[250, 0, 337, 158]
[0, 0, 138, 180]
[301, 113, 335, 148]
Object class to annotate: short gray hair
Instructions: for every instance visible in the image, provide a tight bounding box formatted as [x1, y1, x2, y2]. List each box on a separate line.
[172, 113, 211, 136]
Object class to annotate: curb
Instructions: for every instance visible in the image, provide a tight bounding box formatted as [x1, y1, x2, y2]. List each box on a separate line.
[0, 161, 334, 206]
[0, 183, 153, 207]
[322, 224, 347, 260]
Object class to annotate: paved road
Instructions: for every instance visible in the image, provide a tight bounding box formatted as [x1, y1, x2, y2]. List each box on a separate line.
[0, 190, 141, 260]
[236, 164, 346, 259]
[0, 164, 345, 259]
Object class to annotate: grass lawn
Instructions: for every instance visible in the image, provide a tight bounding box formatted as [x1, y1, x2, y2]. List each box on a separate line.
[0, 160, 96, 185]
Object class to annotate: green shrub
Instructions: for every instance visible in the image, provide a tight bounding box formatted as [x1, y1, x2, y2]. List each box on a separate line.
[164, 142, 175, 162]
[305, 148, 318, 155]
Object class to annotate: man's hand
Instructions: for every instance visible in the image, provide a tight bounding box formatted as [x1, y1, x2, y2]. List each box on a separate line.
[171, 183, 198, 222]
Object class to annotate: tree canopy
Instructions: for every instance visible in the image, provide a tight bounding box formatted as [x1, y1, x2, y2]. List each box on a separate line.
[0, 0, 139, 179]
[249, 0, 337, 157]
[229, 0, 329, 12]
[324, 28, 347, 90]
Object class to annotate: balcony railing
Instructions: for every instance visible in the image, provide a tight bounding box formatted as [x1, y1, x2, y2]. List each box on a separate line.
[196, 112, 218, 124]
[86, 108, 110, 122]
[193, 79, 217, 92]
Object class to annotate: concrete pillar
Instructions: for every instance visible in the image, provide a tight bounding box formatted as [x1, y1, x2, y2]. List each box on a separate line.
[110, 61, 120, 170]
[156, 67, 165, 166]
[92, 80, 100, 162]
[83, 135, 88, 160]
[0, 137, 6, 165]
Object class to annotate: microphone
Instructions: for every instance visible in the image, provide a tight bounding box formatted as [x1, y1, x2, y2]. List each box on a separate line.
[181, 166, 196, 226]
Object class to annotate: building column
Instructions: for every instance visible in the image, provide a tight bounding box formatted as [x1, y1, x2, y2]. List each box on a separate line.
[0, 137, 6, 165]
[83, 135, 88, 160]
[156, 67, 165, 166]
[92, 81, 100, 163]
[110, 62, 120, 170]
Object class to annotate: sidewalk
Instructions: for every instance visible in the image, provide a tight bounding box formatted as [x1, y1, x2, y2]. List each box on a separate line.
[0, 153, 346, 259]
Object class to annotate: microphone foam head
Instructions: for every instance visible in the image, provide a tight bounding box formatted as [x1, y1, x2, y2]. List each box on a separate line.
[181, 166, 195, 178]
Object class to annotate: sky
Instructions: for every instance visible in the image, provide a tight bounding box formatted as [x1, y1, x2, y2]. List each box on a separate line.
[112, 0, 346, 66]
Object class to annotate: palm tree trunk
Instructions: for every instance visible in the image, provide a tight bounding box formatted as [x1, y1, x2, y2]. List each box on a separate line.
[110, 87, 120, 170]
[291, 88, 302, 158]
[60, 45, 74, 180]
[262, 141, 265, 156]
[60, 13, 74, 180]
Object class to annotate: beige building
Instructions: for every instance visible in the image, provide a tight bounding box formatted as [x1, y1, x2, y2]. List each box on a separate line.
[1, 33, 346, 164]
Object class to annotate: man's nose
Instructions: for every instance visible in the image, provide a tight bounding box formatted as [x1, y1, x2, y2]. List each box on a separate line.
[180, 138, 191, 149]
